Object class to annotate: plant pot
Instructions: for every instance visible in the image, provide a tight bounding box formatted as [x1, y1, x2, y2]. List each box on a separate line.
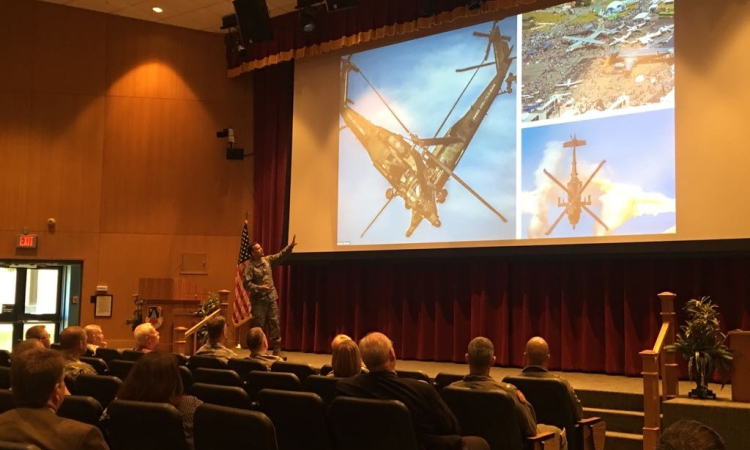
[688, 376, 717, 400]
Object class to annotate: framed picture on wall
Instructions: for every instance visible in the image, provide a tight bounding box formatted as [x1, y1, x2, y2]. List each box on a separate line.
[94, 295, 113, 318]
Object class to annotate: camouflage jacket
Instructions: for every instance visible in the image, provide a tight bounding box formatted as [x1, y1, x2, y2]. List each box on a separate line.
[249, 353, 283, 370]
[63, 354, 97, 379]
[195, 342, 238, 363]
[243, 245, 293, 302]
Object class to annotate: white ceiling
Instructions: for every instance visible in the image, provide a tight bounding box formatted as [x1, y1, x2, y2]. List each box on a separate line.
[36, 0, 299, 33]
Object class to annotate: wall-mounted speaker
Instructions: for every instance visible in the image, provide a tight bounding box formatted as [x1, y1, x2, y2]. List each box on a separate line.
[232, 0, 274, 44]
[325, 0, 359, 11]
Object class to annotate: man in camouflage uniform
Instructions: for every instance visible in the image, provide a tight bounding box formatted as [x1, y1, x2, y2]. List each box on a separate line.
[243, 235, 297, 356]
[245, 327, 283, 370]
[195, 315, 238, 363]
[59, 326, 97, 380]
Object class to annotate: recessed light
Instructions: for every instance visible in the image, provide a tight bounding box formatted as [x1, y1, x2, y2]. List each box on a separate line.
[152, 6, 163, 13]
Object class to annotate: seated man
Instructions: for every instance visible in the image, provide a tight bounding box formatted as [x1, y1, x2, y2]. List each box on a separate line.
[246, 327, 283, 370]
[60, 326, 97, 380]
[452, 337, 566, 450]
[336, 332, 487, 450]
[133, 323, 160, 352]
[195, 315, 238, 363]
[12, 339, 45, 357]
[658, 420, 725, 450]
[518, 337, 583, 421]
[84, 324, 107, 355]
[0, 348, 109, 450]
[25, 324, 51, 349]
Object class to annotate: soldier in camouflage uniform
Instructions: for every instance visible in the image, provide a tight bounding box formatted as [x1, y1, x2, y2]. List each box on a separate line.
[59, 326, 97, 380]
[195, 315, 238, 363]
[245, 327, 283, 370]
[243, 235, 297, 355]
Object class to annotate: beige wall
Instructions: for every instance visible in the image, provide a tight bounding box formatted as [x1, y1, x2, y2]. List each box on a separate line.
[0, 0, 253, 347]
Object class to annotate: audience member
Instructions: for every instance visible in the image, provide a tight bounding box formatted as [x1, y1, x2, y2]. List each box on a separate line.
[336, 332, 488, 450]
[452, 337, 567, 450]
[518, 336, 583, 421]
[331, 333, 352, 351]
[133, 323, 160, 352]
[25, 324, 51, 349]
[657, 420, 725, 450]
[59, 326, 97, 380]
[116, 351, 202, 450]
[12, 338, 44, 357]
[194, 315, 238, 363]
[0, 348, 109, 449]
[245, 327, 283, 369]
[84, 324, 107, 355]
[330, 339, 363, 378]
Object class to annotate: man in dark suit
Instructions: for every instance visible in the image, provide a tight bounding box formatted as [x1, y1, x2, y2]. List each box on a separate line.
[0, 348, 109, 450]
[336, 332, 488, 450]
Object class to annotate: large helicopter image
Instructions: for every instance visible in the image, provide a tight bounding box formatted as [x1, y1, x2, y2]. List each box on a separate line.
[340, 21, 516, 238]
[543, 135, 609, 236]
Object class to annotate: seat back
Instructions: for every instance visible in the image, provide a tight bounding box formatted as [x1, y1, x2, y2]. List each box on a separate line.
[434, 373, 465, 391]
[108, 399, 190, 450]
[75, 374, 122, 409]
[179, 365, 194, 390]
[257, 389, 332, 450]
[227, 358, 268, 379]
[0, 389, 14, 414]
[188, 355, 228, 370]
[441, 385, 525, 450]
[303, 375, 340, 407]
[246, 371, 302, 399]
[80, 356, 109, 375]
[194, 368, 243, 387]
[319, 364, 333, 376]
[57, 395, 103, 427]
[108, 359, 135, 381]
[190, 383, 253, 410]
[0, 441, 41, 450]
[173, 353, 189, 366]
[396, 369, 431, 384]
[120, 350, 145, 362]
[95, 347, 122, 363]
[271, 361, 317, 382]
[503, 376, 579, 449]
[194, 403, 277, 450]
[0, 350, 10, 367]
[0, 367, 9, 390]
[330, 397, 419, 450]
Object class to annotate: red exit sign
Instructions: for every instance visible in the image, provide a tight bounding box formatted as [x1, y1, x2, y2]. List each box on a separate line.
[16, 234, 38, 249]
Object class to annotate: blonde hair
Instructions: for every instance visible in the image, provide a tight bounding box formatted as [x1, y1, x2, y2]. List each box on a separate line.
[359, 332, 392, 371]
[332, 339, 362, 378]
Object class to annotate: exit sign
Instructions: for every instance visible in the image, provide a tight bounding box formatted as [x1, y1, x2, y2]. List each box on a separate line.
[16, 234, 38, 249]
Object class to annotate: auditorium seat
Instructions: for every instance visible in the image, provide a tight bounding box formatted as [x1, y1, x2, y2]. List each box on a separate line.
[303, 375, 340, 407]
[0, 367, 9, 389]
[95, 347, 122, 364]
[108, 399, 190, 450]
[271, 361, 318, 382]
[319, 364, 333, 376]
[434, 373, 465, 391]
[80, 356, 108, 375]
[228, 358, 269, 378]
[329, 397, 420, 450]
[503, 376, 603, 450]
[120, 350, 145, 362]
[0, 389, 14, 414]
[246, 372, 302, 400]
[108, 359, 135, 381]
[75, 374, 122, 409]
[64, 375, 76, 394]
[0, 350, 10, 367]
[173, 353, 188, 366]
[441, 385, 556, 450]
[0, 441, 41, 450]
[257, 389, 332, 450]
[194, 368, 243, 387]
[179, 365, 194, 390]
[194, 403, 278, 450]
[190, 383, 253, 410]
[396, 369, 431, 384]
[58, 395, 103, 427]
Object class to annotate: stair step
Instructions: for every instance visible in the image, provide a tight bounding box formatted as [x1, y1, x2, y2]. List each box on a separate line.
[605, 431, 643, 450]
[584, 407, 644, 435]
[578, 389, 644, 412]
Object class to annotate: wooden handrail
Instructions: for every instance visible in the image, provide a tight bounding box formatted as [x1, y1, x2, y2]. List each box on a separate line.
[185, 308, 221, 337]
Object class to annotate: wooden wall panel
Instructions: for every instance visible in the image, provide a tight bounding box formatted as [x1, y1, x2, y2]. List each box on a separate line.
[0, 92, 31, 231]
[0, 0, 35, 92]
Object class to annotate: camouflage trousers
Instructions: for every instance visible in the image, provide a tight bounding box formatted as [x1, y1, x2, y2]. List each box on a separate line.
[251, 298, 281, 352]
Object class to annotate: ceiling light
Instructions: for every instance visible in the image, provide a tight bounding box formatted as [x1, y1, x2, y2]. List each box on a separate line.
[152, 6, 163, 13]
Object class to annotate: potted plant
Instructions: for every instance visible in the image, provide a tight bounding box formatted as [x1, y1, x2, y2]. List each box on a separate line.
[667, 296, 733, 399]
[194, 292, 221, 344]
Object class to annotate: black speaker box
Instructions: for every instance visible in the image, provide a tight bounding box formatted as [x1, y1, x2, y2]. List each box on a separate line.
[232, 0, 274, 44]
[325, 0, 359, 12]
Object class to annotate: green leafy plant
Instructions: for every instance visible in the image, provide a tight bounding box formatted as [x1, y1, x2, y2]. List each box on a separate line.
[667, 296, 733, 398]
[125, 295, 145, 331]
[195, 292, 221, 344]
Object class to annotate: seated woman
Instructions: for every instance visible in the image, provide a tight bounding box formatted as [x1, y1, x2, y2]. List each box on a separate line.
[115, 351, 202, 450]
[330, 339, 363, 378]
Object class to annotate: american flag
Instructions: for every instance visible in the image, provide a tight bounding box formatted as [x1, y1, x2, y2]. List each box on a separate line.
[232, 222, 252, 327]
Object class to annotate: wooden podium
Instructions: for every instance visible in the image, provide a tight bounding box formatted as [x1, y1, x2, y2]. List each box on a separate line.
[729, 331, 750, 402]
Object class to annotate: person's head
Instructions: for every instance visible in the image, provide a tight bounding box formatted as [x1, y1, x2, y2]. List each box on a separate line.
[251, 242, 264, 259]
[332, 339, 363, 378]
[84, 324, 105, 346]
[657, 420, 725, 450]
[525, 336, 550, 367]
[246, 327, 268, 354]
[12, 338, 45, 357]
[331, 334, 352, 351]
[59, 326, 88, 357]
[359, 332, 396, 372]
[134, 323, 160, 352]
[10, 348, 67, 411]
[117, 351, 184, 406]
[25, 325, 51, 349]
[206, 315, 227, 343]
[466, 337, 496, 375]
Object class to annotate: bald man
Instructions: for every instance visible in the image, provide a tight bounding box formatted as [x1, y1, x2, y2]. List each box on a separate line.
[519, 336, 583, 420]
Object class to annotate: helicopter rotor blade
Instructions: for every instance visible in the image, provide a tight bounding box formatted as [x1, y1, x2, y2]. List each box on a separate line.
[543, 169, 571, 197]
[354, 69, 413, 137]
[360, 197, 394, 238]
[545, 209, 567, 236]
[582, 205, 610, 231]
[580, 159, 606, 194]
[456, 61, 496, 73]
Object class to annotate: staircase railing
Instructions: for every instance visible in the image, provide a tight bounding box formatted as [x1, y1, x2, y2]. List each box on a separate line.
[640, 292, 679, 450]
